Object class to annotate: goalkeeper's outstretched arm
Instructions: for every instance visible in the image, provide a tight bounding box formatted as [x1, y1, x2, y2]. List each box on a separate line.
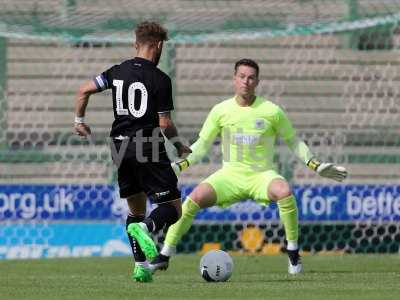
[172, 104, 221, 176]
[171, 137, 214, 176]
[284, 136, 347, 182]
[276, 105, 347, 182]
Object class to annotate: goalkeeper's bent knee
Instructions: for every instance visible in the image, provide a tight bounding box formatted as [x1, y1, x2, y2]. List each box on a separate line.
[164, 197, 201, 247]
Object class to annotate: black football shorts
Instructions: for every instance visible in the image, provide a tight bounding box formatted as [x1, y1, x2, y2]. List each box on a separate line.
[113, 140, 180, 204]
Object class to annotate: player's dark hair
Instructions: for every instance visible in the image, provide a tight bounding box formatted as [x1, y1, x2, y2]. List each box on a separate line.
[135, 21, 168, 44]
[234, 58, 259, 77]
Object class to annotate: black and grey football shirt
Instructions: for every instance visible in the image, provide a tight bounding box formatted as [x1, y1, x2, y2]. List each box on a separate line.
[94, 57, 174, 138]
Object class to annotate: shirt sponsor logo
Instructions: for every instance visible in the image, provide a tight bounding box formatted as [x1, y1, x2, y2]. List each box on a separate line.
[232, 133, 260, 145]
[255, 119, 265, 129]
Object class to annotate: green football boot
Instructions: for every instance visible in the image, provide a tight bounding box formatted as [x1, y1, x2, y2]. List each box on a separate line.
[127, 223, 158, 260]
[132, 265, 153, 283]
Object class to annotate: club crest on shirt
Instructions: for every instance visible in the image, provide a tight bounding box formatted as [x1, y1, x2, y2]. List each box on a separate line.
[255, 119, 265, 129]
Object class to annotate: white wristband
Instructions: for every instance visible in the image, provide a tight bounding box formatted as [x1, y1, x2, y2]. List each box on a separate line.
[74, 116, 85, 124]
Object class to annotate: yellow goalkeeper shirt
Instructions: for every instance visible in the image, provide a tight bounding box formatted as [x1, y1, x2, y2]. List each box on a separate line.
[198, 96, 296, 172]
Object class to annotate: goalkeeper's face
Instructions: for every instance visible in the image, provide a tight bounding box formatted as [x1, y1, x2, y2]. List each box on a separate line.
[234, 65, 259, 98]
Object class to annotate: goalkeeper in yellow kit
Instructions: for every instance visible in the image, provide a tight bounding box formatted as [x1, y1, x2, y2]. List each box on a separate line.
[146, 58, 347, 275]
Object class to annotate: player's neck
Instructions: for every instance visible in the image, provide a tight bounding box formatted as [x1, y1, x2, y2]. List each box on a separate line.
[235, 94, 256, 107]
[136, 49, 157, 64]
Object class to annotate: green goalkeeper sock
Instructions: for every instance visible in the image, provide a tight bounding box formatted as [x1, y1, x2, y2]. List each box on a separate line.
[164, 197, 200, 247]
[277, 195, 299, 243]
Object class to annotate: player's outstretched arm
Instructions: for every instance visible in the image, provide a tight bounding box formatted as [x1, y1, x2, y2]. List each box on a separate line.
[285, 136, 347, 182]
[170, 103, 221, 176]
[74, 80, 99, 138]
[277, 105, 347, 182]
[307, 158, 348, 182]
[171, 137, 214, 176]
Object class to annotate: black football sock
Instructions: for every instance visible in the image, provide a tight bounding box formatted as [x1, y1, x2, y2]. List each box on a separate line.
[143, 204, 179, 233]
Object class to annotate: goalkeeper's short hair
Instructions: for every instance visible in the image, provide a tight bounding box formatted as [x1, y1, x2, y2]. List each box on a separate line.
[234, 58, 259, 77]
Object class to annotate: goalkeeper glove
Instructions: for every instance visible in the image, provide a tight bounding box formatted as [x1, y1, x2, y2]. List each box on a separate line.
[307, 158, 347, 182]
[171, 159, 190, 177]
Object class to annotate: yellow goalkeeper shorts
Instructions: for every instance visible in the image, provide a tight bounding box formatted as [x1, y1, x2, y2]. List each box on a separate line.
[202, 167, 284, 208]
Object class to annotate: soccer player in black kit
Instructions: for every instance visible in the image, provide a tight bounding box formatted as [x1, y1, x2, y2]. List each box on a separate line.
[74, 21, 191, 282]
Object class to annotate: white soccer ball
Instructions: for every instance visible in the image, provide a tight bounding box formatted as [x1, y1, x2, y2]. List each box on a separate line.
[199, 250, 233, 282]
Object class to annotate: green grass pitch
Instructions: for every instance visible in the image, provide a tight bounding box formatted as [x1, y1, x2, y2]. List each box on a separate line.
[0, 254, 399, 300]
